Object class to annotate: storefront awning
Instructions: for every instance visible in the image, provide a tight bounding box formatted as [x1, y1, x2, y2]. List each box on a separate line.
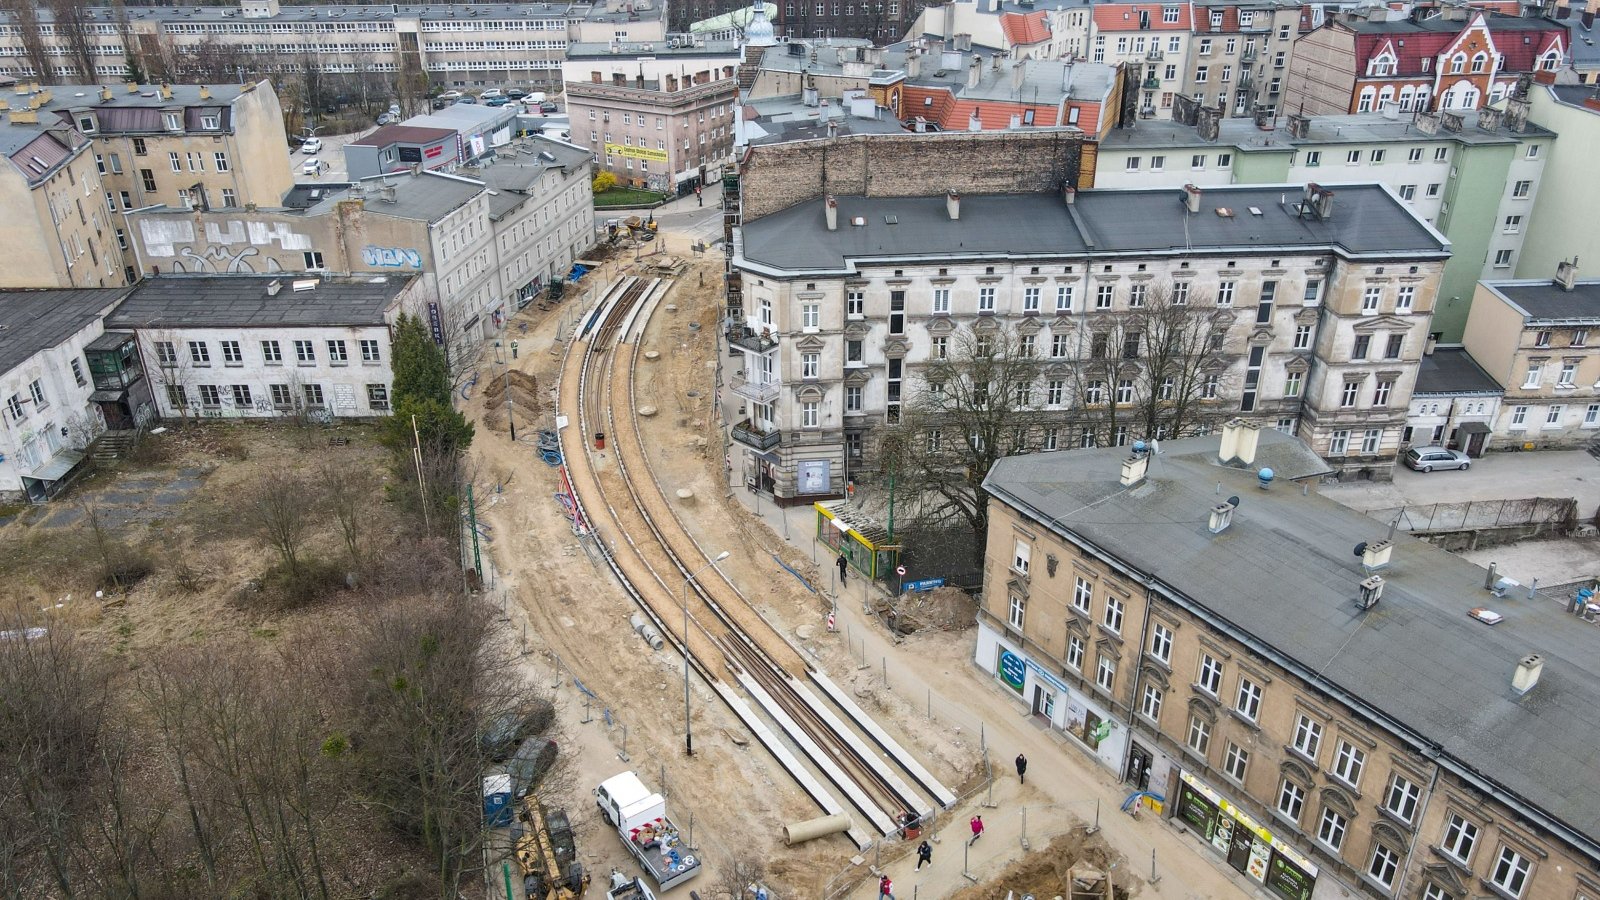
[26, 449, 85, 484]
[88, 389, 126, 403]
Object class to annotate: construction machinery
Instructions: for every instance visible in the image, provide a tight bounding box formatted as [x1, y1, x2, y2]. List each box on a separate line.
[516, 795, 588, 900]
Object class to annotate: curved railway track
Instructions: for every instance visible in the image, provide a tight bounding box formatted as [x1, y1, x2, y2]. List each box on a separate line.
[556, 277, 949, 845]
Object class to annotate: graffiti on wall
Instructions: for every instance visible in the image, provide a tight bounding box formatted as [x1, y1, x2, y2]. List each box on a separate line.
[173, 244, 281, 274]
[362, 246, 424, 269]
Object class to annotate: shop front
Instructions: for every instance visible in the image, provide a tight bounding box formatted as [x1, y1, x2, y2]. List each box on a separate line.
[1173, 771, 1319, 900]
[973, 625, 1127, 772]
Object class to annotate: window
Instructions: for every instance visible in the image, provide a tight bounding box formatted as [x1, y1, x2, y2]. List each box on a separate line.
[169, 151, 181, 173]
[1513, 179, 1532, 198]
[1066, 635, 1085, 670]
[27, 379, 45, 409]
[231, 384, 252, 407]
[1126, 156, 1141, 171]
[799, 352, 820, 379]
[1560, 361, 1578, 386]
[1527, 144, 1540, 159]
[1504, 215, 1523, 234]
[1384, 774, 1421, 823]
[1223, 742, 1249, 782]
[1128, 283, 1147, 308]
[1019, 335, 1036, 359]
[71, 359, 85, 387]
[165, 385, 186, 408]
[1216, 281, 1234, 307]
[1362, 286, 1382, 312]
[303, 384, 325, 408]
[1399, 184, 1416, 201]
[802, 400, 819, 428]
[1494, 249, 1514, 268]
[1186, 715, 1211, 755]
[1332, 740, 1365, 787]
[214, 151, 229, 172]
[1172, 281, 1189, 305]
[1008, 594, 1026, 629]
[1535, 330, 1552, 348]
[1511, 405, 1528, 428]
[1103, 596, 1124, 632]
[1396, 285, 1414, 312]
[270, 384, 293, 408]
[1140, 683, 1163, 721]
[1304, 150, 1321, 167]
[1374, 380, 1393, 406]
[327, 340, 348, 364]
[220, 188, 235, 208]
[931, 336, 949, 359]
[1330, 430, 1350, 455]
[1440, 813, 1479, 864]
[1047, 379, 1065, 405]
[1490, 846, 1531, 897]
[1547, 405, 1564, 426]
[1572, 329, 1589, 347]
[1197, 654, 1222, 695]
[1095, 654, 1116, 692]
[1149, 622, 1173, 663]
[1346, 149, 1361, 165]
[132, 138, 146, 156]
[304, 250, 325, 270]
[220, 340, 241, 365]
[1013, 539, 1031, 575]
[1096, 285, 1114, 309]
[1234, 677, 1263, 721]
[1368, 843, 1402, 889]
[932, 288, 950, 314]
[140, 169, 156, 192]
[1292, 714, 1323, 760]
[1523, 363, 1542, 388]
[801, 302, 819, 328]
[845, 385, 862, 411]
[261, 340, 282, 364]
[1317, 807, 1347, 851]
[847, 290, 864, 317]
[1588, 404, 1600, 427]
[1274, 778, 1305, 822]
[1285, 371, 1302, 397]
[1370, 149, 1386, 163]
[1073, 577, 1093, 614]
[199, 385, 221, 408]
[1055, 285, 1074, 312]
[367, 384, 390, 410]
[294, 340, 315, 364]
[154, 341, 177, 366]
[1408, 147, 1424, 163]
[978, 286, 996, 312]
[360, 339, 380, 362]
[1192, 154, 1207, 170]
[188, 341, 210, 365]
[1342, 381, 1360, 408]
[1150, 156, 1166, 172]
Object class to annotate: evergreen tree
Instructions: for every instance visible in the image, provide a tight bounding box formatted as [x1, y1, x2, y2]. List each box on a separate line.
[385, 314, 472, 453]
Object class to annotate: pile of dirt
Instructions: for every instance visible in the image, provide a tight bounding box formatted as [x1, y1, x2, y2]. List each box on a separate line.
[482, 370, 542, 433]
[947, 831, 1131, 900]
[891, 586, 978, 633]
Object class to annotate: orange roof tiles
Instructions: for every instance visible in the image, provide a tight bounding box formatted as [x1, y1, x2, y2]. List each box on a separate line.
[1092, 3, 1192, 32]
[1000, 11, 1053, 46]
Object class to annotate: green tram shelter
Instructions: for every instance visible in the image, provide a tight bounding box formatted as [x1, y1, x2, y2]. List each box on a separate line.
[813, 500, 900, 581]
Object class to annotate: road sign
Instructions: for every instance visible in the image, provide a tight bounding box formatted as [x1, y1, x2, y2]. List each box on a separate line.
[896, 565, 907, 576]
[904, 578, 945, 593]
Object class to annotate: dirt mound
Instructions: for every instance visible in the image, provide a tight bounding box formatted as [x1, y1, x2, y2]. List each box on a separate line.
[892, 586, 978, 633]
[482, 371, 543, 432]
[948, 831, 1131, 900]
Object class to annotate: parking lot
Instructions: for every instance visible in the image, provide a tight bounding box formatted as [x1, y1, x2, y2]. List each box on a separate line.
[1321, 449, 1600, 515]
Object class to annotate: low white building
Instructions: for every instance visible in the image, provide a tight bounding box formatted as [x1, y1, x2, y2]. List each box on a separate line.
[105, 275, 423, 422]
[0, 288, 139, 503]
[1403, 346, 1502, 455]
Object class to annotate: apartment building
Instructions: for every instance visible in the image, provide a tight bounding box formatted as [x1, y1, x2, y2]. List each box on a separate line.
[566, 49, 739, 192]
[1283, 8, 1566, 116]
[726, 182, 1450, 500]
[906, 0, 1093, 62]
[104, 275, 420, 422]
[1517, 83, 1600, 280]
[0, 80, 292, 288]
[976, 425, 1600, 900]
[0, 0, 666, 89]
[0, 287, 136, 503]
[1183, 0, 1303, 118]
[1403, 346, 1502, 453]
[1093, 105, 1551, 341]
[129, 137, 595, 348]
[1463, 263, 1600, 448]
[1088, 2, 1193, 120]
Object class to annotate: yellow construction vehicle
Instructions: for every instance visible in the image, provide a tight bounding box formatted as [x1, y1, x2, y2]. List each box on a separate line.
[515, 795, 588, 900]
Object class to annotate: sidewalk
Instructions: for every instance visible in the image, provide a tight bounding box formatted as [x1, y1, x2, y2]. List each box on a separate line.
[725, 480, 1280, 900]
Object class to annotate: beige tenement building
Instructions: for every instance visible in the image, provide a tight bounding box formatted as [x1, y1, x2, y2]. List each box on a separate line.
[0, 80, 291, 287]
[977, 424, 1600, 900]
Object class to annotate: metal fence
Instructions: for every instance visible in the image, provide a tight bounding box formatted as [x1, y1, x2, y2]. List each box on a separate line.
[1364, 496, 1577, 534]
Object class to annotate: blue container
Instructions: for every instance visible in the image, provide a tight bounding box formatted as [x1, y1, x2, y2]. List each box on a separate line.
[483, 774, 514, 827]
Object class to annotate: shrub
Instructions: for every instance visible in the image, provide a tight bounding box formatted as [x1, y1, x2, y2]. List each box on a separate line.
[592, 171, 617, 194]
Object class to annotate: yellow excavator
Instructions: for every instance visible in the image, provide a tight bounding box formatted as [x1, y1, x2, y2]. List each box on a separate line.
[515, 795, 589, 900]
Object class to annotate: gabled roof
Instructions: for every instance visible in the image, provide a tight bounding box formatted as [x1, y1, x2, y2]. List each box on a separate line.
[1093, 2, 1193, 31]
[1000, 10, 1052, 45]
[1348, 12, 1565, 75]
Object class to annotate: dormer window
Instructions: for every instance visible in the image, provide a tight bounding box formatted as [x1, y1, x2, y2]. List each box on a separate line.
[162, 112, 182, 131]
[201, 113, 219, 130]
[76, 114, 96, 133]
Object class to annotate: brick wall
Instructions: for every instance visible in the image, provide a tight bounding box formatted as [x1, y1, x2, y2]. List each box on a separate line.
[739, 129, 1085, 220]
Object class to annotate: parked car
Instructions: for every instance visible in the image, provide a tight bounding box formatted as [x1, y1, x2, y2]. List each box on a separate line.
[376, 112, 395, 126]
[480, 88, 505, 99]
[505, 737, 558, 797]
[300, 158, 324, 177]
[506, 88, 527, 99]
[484, 96, 511, 107]
[539, 101, 558, 114]
[437, 90, 463, 101]
[456, 95, 478, 104]
[300, 137, 322, 154]
[1403, 446, 1471, 473]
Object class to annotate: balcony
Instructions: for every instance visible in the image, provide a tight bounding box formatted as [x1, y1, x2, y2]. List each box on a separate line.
[1143, 75, 1162, 90]
[732, 419, 781, 451]
[1146, 48, 1164, 61]
[1240, 49, 1258, 64]
[728, 323, 778, 354]
[731, 371, 781, 403]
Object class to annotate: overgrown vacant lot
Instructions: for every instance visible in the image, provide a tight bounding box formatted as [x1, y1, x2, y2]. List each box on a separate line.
[0, 422, 538, 900]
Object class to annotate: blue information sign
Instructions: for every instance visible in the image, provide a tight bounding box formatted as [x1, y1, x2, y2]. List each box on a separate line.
[998, 650, 1026, 693]
[903, 577, 945, 593]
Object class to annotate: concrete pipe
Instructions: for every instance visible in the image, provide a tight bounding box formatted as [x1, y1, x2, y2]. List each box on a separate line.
[783, 814, 851, 846]
[630, 613, 664, 651]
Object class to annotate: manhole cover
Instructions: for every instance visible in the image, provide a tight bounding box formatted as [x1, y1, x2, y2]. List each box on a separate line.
[686, 390, 702, 398]
[688, 322, 702, 332]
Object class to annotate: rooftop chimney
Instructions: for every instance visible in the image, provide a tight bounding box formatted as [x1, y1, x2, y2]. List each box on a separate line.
[266, 279, 283, 296]
[1358, 575, 1385, 609]
[1011, 59, 1027, 91]
[199, 84, 211, 100]
[160, 82, 172, 100]
[1512, 654, 1544, 694]
[824, 194, 838, 231]
[946, 189, 961, 220]
[1361, 539, 1393, 570]
[1557, 257, 1579, 291]
[99, 85, 112, 101]
[968, 56, 983, 90]
[125, 81, 138, 93]
[1218, 417, 1261, 465]
[1182, 183, 1202, 213]
[969, 109, 982, 131]
[1063, 185, 1076, 205]
[1121, 453, 1150, 487]
[1208, 499, 1237, 533]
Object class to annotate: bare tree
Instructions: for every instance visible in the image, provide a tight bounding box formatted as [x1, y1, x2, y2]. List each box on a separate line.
[141, 331, 198, 427]
[317, 459, 378, 565]
[241, 467, 318, 579]
[1, 0, 52, 82]
[47, 0, 98, 81]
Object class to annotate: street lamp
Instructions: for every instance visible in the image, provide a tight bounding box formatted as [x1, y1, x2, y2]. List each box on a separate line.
[684, 550, 730, 756]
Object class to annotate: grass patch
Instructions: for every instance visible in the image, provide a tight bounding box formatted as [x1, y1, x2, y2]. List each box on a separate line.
[593, 187, 669, 207]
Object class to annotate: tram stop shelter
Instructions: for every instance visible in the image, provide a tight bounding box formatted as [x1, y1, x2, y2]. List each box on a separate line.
[814, 500, 900, 581]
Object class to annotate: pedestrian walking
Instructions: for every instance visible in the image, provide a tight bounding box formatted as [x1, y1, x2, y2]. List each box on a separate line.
[1015, 752, 1028, 784]
[968, 814, 984, 845]
[879, 875, 894, 900]
[695, 185, 704, 206]
[837, 553, 848, 584]
[916, 840, 932, 869]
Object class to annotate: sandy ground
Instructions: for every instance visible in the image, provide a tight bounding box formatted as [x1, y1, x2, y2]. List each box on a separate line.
[464, 233, 1289, 900]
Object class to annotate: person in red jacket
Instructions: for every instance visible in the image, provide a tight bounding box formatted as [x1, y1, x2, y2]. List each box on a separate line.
[879, 875, 893, 899]
[969, 814, 984, 845]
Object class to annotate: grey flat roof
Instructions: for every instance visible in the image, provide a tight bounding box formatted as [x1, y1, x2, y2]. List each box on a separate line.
[1413, 347, 1504, 395]
[0, 288, 130, 374]
[0, 3, 656, 26]
[567, 39, 743, 58]
[1488, 278, 1600, 322]
[740, 96, 906, 144]
[405, 104, 518, 133]
[108, 276, 411, 329]
[1100, 108, 1550, 152]
[1561, 17, 1600, 67]
[758, 39, 1112, 103]
[1351, 11, 1561, 33]
[984, 429, 1600, 854]
[306, 171, 484, 223]
[740, 184, 1449, 272]
[1548, 83, 1600, 110]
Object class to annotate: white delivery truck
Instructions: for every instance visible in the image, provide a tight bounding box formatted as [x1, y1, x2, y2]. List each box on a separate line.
[595, 771, 701, 891]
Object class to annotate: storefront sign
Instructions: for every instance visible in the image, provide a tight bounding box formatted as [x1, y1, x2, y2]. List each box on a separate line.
[399, 145, 423, 163]
[1023, 657, 1071, 695]
[997, 650, 1025, 693]
[424, 144, 445, 160]
[1178, 772, 1318, 900]
[427, 301, 445, 345]
[1180, 772, 1319, 877]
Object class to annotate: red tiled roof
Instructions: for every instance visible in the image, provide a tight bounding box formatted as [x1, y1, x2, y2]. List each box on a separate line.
[902, 84, 957, 128]
[1092, 3, 1192, 32]
[1351, 14, 1566, 77]
[1000, 11, 1052, 45]
[946, 99, 1062, 130]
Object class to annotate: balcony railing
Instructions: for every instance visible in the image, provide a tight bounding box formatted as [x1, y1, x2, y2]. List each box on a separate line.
[731, 371, 780, 403]
[728, 324, 778, 354]
[1146, 49, 1164, 61]
[731, 419, 781, 451]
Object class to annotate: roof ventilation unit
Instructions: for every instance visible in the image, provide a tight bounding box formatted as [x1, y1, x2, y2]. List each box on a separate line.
[1511, 654, 1544, 695]
[1357, 575, 1384, 610]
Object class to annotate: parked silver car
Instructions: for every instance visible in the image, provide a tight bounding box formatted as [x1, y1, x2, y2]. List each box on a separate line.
[1403, 446, 1471, 472]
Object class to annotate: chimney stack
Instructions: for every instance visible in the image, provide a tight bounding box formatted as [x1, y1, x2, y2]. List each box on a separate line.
[1012, 59, 1027, 91]
[125, 81, 138, 93]
[1358, 575, 1385, 609]
[1361, 540, 1393, 570]
[824, 194, 838, 231]
[1208, 500, 1237, 533]
[160, 82, 172, 100]
[1512, 654, 1544, 694]
[1063, 185, 1077, 205]
[1557, 257, 1579, 291]
[1121, 453, 1149, 486]
[1218, 417, 1261, 465]
[1182, 183, 1202, 213]
[199, 84, 211, 100]
[99, 85, 113, 101]
[946, 189, 961, 220]
[968, 56, 983, 89]
[969, 109, 983, 131]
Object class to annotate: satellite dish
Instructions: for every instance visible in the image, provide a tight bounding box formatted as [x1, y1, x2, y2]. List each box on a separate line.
[1354, 541, 1368, 558]
[1227, 495, 1241, 508]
